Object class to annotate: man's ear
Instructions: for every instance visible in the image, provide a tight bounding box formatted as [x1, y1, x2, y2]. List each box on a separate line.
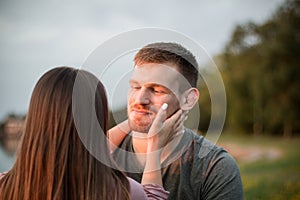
[180, 88, 200, 111]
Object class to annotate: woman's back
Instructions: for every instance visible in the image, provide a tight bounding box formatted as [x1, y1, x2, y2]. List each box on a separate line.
[0, 67, 131, 200]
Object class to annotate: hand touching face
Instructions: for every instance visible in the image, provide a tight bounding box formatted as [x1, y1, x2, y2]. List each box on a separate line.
[127, 63, 182, 133]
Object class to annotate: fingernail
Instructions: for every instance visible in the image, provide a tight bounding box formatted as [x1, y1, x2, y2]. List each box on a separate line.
[162, 103, 168, 110]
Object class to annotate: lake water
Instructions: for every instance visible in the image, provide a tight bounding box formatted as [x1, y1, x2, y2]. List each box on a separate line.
[0, 146, 15, 172]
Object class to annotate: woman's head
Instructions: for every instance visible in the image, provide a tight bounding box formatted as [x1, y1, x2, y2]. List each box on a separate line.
[27, 66, 110, 153]
[0, 67, 129, 200]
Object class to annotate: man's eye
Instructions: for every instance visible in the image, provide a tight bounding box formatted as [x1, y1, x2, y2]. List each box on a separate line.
[131, 85, 140, 90]
[152, 88, 165, 94]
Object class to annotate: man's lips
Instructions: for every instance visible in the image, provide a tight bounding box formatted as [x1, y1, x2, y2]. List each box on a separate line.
[131, 109, 153, 115]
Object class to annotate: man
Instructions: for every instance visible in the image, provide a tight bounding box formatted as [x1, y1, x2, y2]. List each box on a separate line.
[113, 42, 244, 199]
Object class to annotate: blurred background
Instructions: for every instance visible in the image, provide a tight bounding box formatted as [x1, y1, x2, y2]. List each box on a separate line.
[1, 0, 299, 199]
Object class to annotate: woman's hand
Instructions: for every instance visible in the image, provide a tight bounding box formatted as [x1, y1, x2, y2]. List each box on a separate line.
[147, 103, 185, 153]
[141, 103, 186, 187]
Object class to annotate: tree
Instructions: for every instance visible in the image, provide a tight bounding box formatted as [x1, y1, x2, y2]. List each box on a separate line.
[222, 0, 300, 136]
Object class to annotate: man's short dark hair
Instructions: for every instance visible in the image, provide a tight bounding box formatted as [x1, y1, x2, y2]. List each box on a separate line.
[134, 42, 199, 88]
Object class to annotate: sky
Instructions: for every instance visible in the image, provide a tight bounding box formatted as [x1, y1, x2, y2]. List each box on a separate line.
[0, 0, 284, 121]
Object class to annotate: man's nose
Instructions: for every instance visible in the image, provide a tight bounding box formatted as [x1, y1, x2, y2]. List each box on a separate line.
[134, 87, 150, 105]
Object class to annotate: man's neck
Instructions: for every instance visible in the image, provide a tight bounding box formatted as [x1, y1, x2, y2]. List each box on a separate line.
[131, 129, 186, 167]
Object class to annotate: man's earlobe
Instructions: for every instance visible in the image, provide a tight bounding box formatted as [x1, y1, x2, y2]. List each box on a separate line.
[181, 88, 200, 111]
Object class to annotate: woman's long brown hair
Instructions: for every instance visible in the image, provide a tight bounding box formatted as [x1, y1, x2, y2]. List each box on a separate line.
[0, 67, 130, 200]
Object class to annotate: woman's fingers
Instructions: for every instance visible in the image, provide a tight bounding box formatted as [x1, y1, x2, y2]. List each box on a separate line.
[148, 103, 168, 137]
[165, 108, 182, 125]
[169, 110, 187, 140]
[148, 104, 188, 151]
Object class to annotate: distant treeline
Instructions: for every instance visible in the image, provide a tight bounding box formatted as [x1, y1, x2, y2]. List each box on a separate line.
[198, 0, 300, 137]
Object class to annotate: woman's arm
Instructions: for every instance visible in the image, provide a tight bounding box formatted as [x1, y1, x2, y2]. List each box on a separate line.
[141, 103, 184, 186]
[140, 104, 184, 199]
[107, 120, 131, 153]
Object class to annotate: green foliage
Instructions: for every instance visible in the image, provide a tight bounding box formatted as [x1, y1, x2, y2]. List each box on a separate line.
[220, 0, 300, 136]
[197, 68, 212, 132]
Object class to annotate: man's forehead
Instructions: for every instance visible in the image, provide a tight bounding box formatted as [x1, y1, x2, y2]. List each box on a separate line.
[130, 63, 180, 89]
[134, 63, 179, 73]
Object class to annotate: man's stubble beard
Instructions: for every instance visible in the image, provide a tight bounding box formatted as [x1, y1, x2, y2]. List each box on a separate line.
[128, 117, 152, 134]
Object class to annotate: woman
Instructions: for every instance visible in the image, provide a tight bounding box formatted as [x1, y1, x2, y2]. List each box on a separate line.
[0, 67, 182, 199]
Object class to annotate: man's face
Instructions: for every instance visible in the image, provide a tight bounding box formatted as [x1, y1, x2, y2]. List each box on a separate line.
[127, 63, 183, 133]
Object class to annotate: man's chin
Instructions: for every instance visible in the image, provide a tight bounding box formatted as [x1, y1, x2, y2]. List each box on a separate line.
[131, 126, 151, 134]
[128, 119, 152, 133]
[128, 121, 151, 133]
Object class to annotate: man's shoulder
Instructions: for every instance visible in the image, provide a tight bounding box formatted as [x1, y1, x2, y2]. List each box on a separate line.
[184, 129, 223, 153]
[182, 129, 236, 166]
[162, 130, 243, 199]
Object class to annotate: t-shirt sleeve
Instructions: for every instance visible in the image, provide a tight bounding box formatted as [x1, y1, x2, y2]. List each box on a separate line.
[201, 152, 244, 200]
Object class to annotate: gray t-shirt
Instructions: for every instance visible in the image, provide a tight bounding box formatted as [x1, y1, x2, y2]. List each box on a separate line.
[113, 129, 244, 200]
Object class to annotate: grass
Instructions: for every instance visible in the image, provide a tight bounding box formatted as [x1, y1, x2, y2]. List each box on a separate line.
[217, 133, 300, 200]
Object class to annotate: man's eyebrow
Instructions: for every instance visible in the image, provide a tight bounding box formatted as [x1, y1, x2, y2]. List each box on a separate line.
[129, 80, 163, 87]
[148, 83, 167, 88]
[129, 80, 137, 83]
